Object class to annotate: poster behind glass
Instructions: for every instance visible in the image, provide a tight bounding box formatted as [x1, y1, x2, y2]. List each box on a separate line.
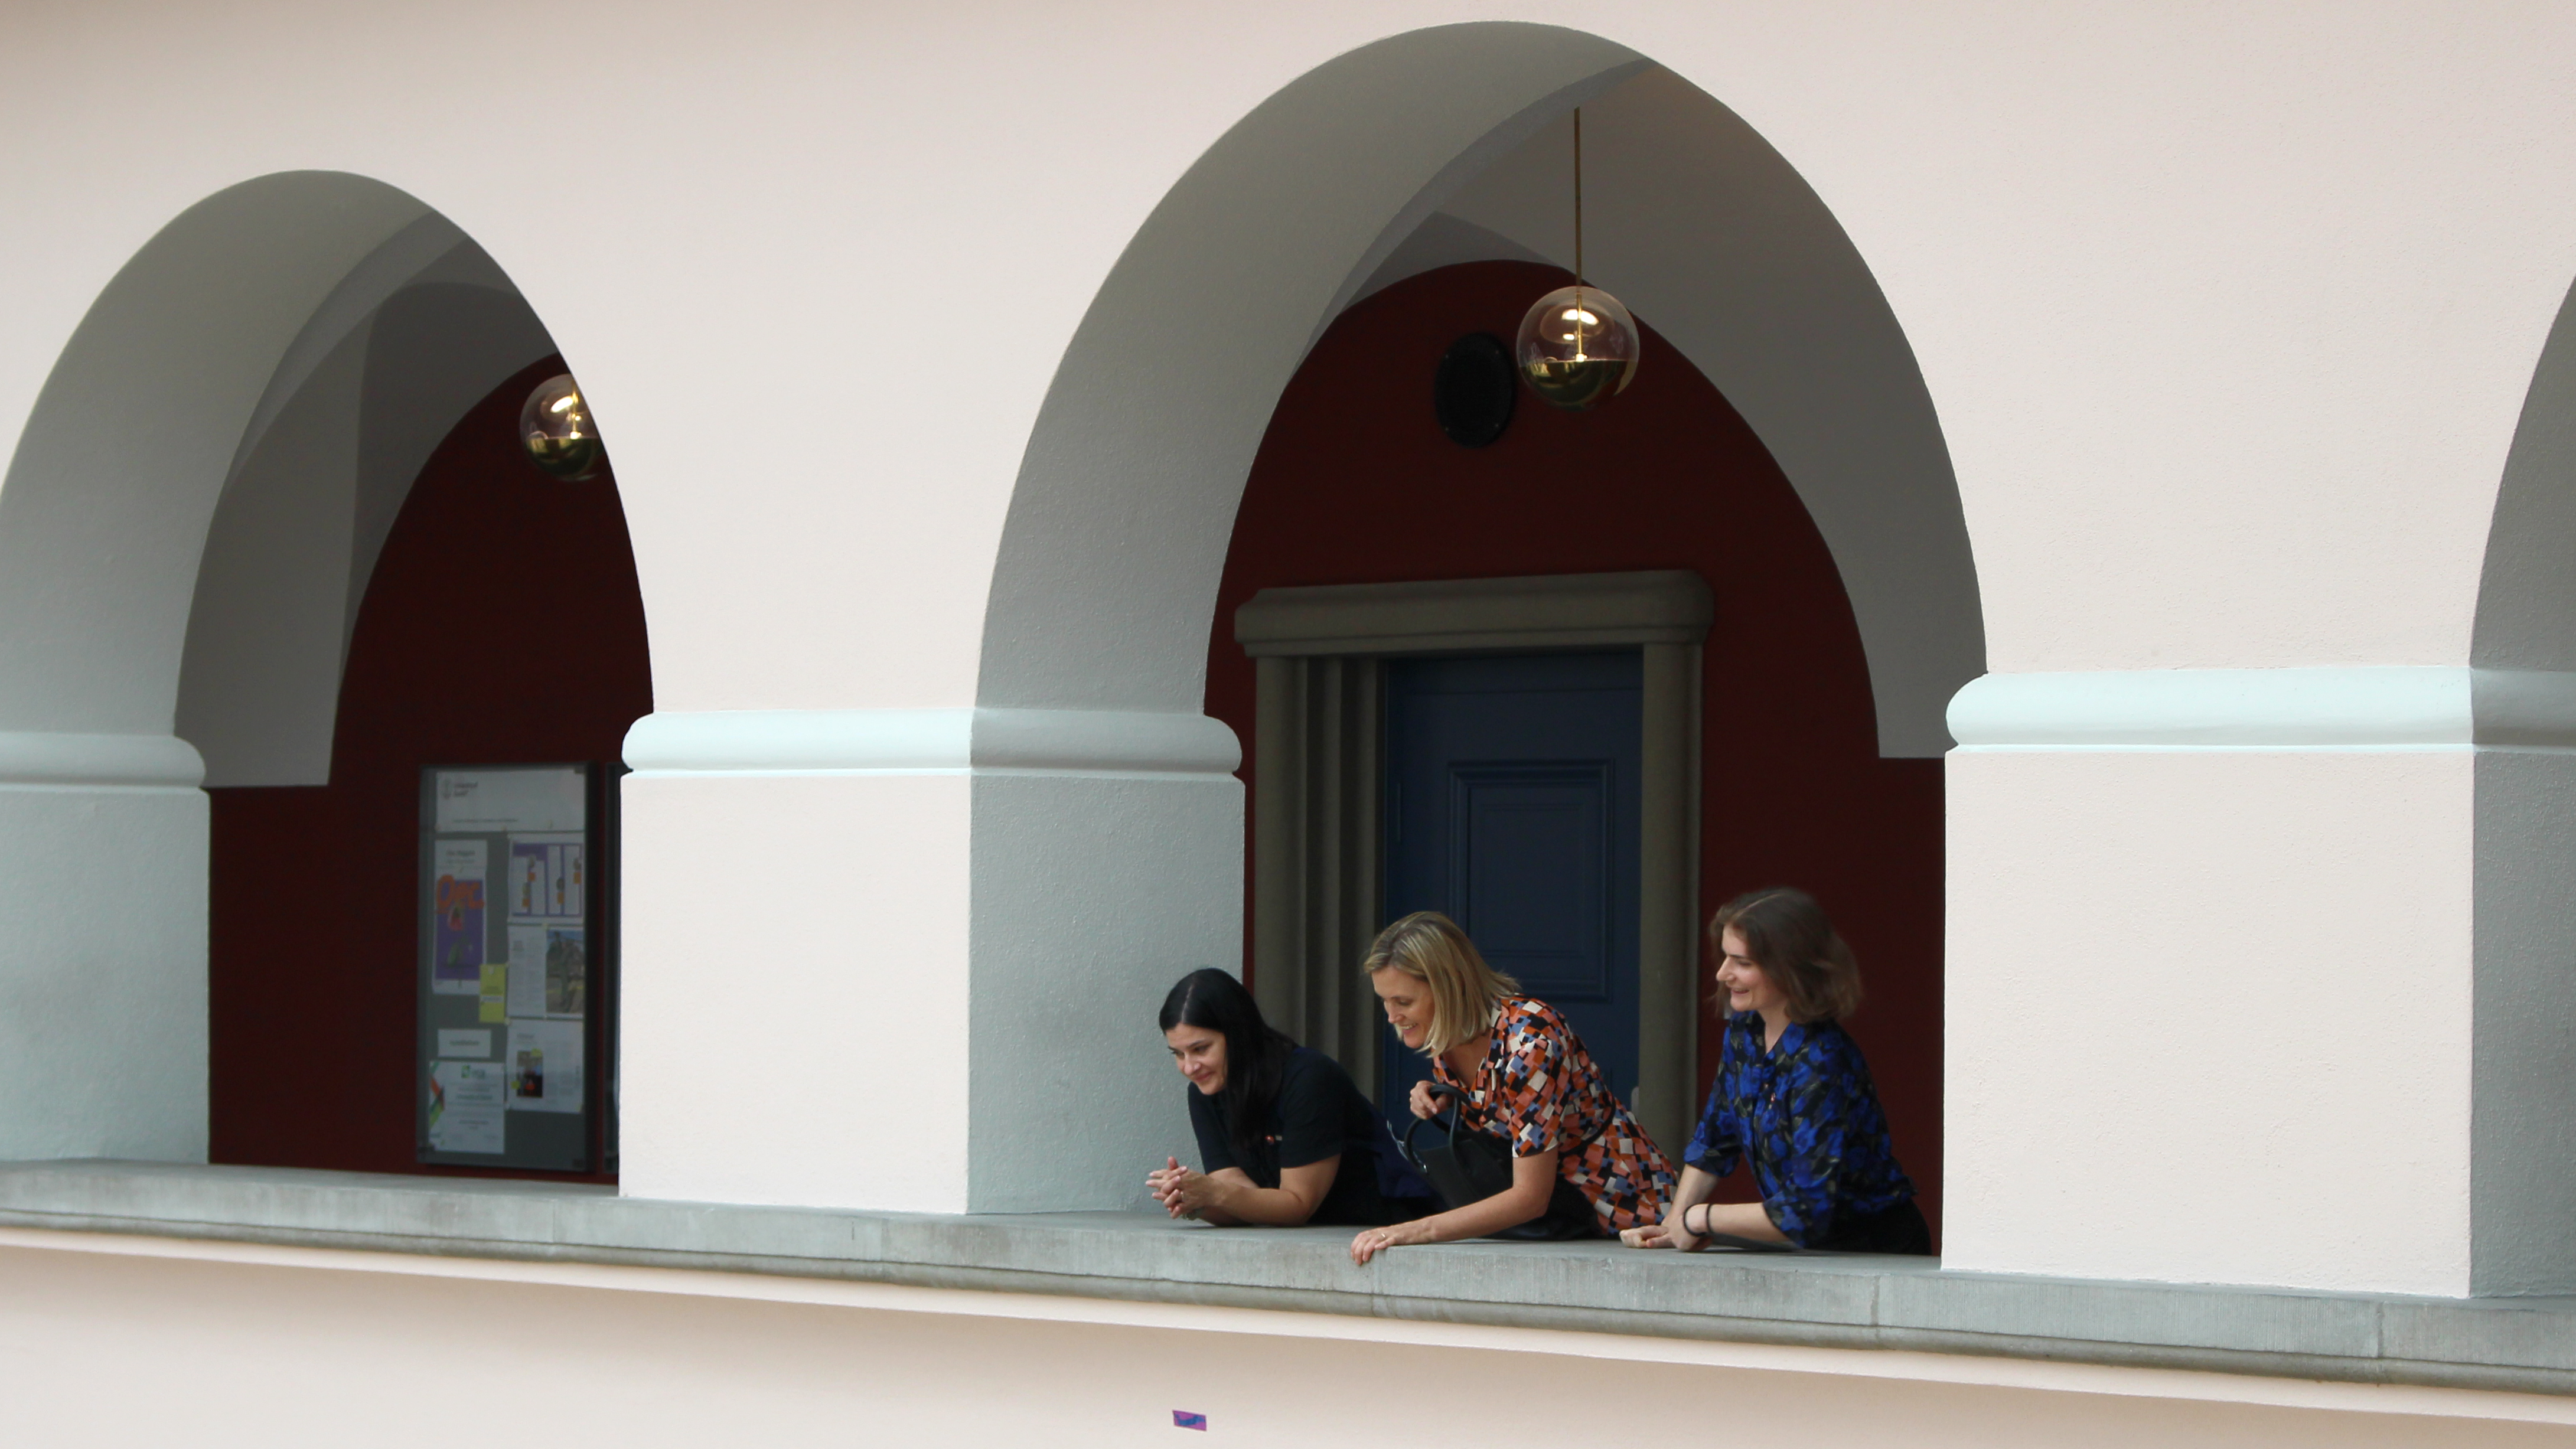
[416, 764, 609, 1172]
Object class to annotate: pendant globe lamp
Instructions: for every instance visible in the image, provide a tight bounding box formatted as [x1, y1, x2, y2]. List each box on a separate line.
[1515, 108, 1638, 410]
[519, 373, 605, 481]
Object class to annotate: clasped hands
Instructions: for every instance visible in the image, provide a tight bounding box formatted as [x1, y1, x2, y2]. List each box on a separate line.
[1146, 1156, 1219, 1219]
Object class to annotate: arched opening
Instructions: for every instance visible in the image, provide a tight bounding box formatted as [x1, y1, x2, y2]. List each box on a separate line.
[969, 27, 1978, 1215]
[984, 41, 1976, 745]
[0, 171, 651, 1179]
[1208, 258, 1945, 1237]
[203, 351, 649, 1179]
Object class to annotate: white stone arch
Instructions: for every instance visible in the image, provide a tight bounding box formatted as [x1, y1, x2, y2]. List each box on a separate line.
[980, 23, 1983, 758]
[0, 170, 592, 1160]
[2466, 273, 2576, 1291]
[882, 22, 1985, 1213]
[175, 207, 566, 786]
[2476, 276, 2576, 674]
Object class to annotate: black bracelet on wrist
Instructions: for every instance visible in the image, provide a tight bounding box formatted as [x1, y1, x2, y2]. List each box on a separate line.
[1689, 1203, 1708, 1236]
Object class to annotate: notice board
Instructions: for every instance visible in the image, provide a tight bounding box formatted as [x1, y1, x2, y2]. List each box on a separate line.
[417, 764, 614, 1172]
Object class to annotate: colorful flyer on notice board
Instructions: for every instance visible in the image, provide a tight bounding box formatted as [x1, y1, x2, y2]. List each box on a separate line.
[544, 926, 586, 1017]
[507, 834, 584, 923]
[427, 1059, 506, 1153]
[507, 844, 545, 921]
[479, 962, 508, 1023]
[507, 1020, 584, 1114]
[555, 841, 585, 918]
[431, 839, 487, 995]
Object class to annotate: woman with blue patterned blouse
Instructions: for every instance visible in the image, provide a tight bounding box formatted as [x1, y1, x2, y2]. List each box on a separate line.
[1619, 889, 1929, 1255]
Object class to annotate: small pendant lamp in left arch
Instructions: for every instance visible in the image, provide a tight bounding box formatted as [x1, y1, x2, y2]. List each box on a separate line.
[520, 373, 605, 481]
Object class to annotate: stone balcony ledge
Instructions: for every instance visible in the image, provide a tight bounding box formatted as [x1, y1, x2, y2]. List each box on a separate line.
[4, 1159, 2572, 1396]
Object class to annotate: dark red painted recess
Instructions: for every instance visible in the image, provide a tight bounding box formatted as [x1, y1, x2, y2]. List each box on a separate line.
[1204, 261, 1946, 1242]
[207, 354, 651, 1182]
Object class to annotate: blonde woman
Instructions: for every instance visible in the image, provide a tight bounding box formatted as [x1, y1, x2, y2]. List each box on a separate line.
[1348, 911, 1675, 1265]
[1620, 888, 1927, 1255]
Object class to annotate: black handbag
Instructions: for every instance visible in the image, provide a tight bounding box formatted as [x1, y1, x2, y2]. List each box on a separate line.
[1396, 1082, 1603, 1241]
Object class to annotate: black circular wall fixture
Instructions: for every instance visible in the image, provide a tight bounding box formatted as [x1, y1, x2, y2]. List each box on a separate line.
[1433, 332, 1517, 447]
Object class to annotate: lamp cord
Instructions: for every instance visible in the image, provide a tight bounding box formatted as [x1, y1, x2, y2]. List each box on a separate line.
[1573, 107, 1585, 287]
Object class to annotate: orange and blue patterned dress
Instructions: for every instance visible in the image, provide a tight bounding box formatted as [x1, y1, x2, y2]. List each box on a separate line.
[1430, 995, 1676, 1232]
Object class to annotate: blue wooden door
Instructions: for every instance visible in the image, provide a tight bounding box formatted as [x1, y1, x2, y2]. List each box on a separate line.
[1381, 651, 1643, 1137]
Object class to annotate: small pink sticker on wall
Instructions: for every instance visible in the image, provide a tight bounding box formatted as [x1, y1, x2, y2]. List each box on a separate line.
[1172, 1410, 1207, 1430]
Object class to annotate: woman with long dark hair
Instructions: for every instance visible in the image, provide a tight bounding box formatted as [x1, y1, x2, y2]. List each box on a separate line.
[1620, 888, 1929, 1255]
[1146, 967, 1401, 1226]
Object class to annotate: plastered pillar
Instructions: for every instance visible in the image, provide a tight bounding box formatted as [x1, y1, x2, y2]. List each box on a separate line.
[1944, 667, 2576, 1295]
[618, 707, 1239, 1213]
[0, 735, 210, 1163]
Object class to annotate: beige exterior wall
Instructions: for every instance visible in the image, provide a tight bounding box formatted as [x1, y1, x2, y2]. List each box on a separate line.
[2, 0, 2575, 1362]
[5, 4, 2568, 709]
[8, 1230, 2575, 1447]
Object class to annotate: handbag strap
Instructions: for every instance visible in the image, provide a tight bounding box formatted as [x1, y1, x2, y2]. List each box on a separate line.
[1397, 1085, 1463, 1160]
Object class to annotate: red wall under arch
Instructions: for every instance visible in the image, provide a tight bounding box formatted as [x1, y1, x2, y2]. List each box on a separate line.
[206, 354, 651, 1181]
[1204, 261, 1945, 1238]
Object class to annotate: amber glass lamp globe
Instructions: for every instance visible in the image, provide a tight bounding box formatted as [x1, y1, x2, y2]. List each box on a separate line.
[1514, 285, 1639, 410]
[520, 373, 604, 481]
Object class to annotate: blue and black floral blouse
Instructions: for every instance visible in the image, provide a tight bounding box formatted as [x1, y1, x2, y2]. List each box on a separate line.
[1682, 1012, 1913, 1246]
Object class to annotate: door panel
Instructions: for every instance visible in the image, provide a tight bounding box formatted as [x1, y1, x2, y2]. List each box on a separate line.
[1381, 651, 1642, 1138]
[1452, 763, 1610, 1000]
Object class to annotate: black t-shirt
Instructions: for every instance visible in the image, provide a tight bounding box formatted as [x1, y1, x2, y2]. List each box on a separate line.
[1186, 1046, 1391, 1226]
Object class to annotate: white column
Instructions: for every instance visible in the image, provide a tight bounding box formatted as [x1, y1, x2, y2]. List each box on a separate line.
[618, 707, 1240, 1213]
[1943, 667, 2576, 1296]
[0, 733, 207, 1163]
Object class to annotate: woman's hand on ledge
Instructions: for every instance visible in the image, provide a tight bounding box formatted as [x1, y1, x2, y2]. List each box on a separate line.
[1624, 1166, 1724, 1251]
[1622, 1196, 1792, 1250]
[1352, 1151, 1559, 1264]
[1620, 1215, 1700, 1251]
[1349, 1217, 1436, 1265]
